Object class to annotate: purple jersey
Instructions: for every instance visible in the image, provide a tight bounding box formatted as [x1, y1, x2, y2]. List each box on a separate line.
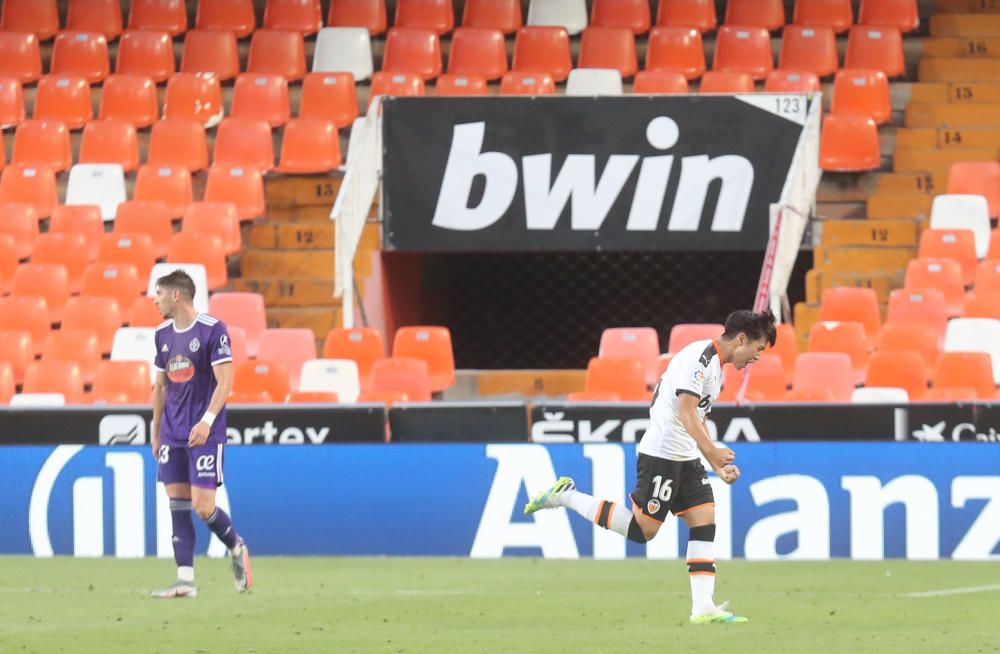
[153, 313, 232, 447]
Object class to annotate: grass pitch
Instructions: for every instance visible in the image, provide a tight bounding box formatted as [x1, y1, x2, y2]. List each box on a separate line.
[0, 558, 997, 654]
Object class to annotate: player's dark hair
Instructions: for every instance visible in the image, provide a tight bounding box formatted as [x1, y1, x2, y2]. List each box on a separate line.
[722, 309, 777, 347]
[156, 270, 196, 302]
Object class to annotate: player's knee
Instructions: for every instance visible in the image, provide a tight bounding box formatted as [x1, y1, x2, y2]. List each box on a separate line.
[192, 495, 216, 520]
[639, 521, 660, 541]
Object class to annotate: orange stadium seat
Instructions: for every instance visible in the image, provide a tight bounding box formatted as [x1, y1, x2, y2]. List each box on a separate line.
[448, 28, 508, 80]
[592, 0, 650, 33]
[181, 30, 240, 81]
[0, 362, 12, 404]
[115, 30, 175, 82]
[229, 390, 274, 404]
[918, 228, 978, 286]
[113, 201, 173, 258]
[567, 390, 622, 402]
[435, 73, 489, 96]
[807, 321, 870, 384]
[148, 119, 209, 172]
[699, 71, 753, 93]
[167, 233, 227, 290]
[578, 27, 638, 78]
[23, 360, 84, 404]
[0, 32, 42, 84]
[368, 72, 425, 105]
[858, 0, 918, 33]
[130, 295, 164, 327]
[725, 0, 784, 31]
[393, 326, 456, 392]
[32, 76, 92, 129]
[962, 290, 1000, 320]
[383, 27, 442, 80]
[845, 26, 904, 78]
[32, 232, 88, 292]
[264, 0, 323, 34]
[50, 205, 102, 261]
[500, 71, 556, 95]
[286, 390, 340, 404]
[768, 322, 799, 385]
[62, 296, 124, 354]
[91, 360, 151, 404]
[277, 118, 342, 173]
[81, 262, 142, 321]
[878, 322, 939, 369]
[231, 74, 291, 127]
[667, 323, 723, 353]
[990, 231, 1000, 260]
[128, 0, 188, 36]
[633, 70, 689, 93]
[246, 28, 308, 81]
[299, 73, 359, 127]
[0, 235, 17, 294]
[865, 351, 927, 401]
[0, 77, 25, 128]
[925, 386, 978, 402]
[717, 354, 786, 403]
[209, 292, 267, 357]
[196, 0, 256, 37]
[98, 232, 156, 284]
[134, 165, 194, 218]
[182, 202, 242, 255]
[42, 329, 101, 385]
[235, 360, 292, 404]
[713, 26, 773, 80]
[213, 118, 275, 172]
[975, 259, 1000, 292]
[599, 327, 661, 385]
[1, 0, 58, 41]
[947, 162, 1000, 219]
[50, 32, 110, 84]
[820, 287, 881, 347]
[79, 119, 139, 172]
[655, 0, 716, 33]
[258, 328, 318, 391]
[934, 352, 995, 399]
[765, 70, 820, 93]
[369, 357, 433, 402]
[820, 113, 880, 172]
[584, 356, 650, 401]
[779, 26, 838, 78]
[204, 166, 265, 220]
[0, 296, 50, 354]
[324, 327, 385, 391]
[645, 26, 705, 80]
[0, 330, 32, 384]
[330, 0, 388, 34]
[98, 74, 158, 128]
[0, 165, 57, 218]
[512, 26, 573, 82]
[0, 202, 39, 260]
[11, 263, 70, 323]
[792, 352, 853, 401]
[831, 69, 891, 125]
[904, 258, 965, 318]
[793, 0, 852, 33]
[887, 288, 948, 347]
[12, 120, 71, 172]
[395, 0, 454, 35]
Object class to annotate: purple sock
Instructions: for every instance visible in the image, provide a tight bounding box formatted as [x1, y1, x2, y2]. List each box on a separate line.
[169, 499, 195, 568]
[204, 507, 240, 550]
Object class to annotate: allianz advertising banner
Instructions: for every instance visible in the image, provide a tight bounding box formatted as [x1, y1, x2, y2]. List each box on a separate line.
[1, 443, 997, 560]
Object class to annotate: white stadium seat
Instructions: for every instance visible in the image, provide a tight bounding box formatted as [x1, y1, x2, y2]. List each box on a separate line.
[929, 194, 991, 258]
[527, 0, 588, 35]
[851, 387, 909, 404]
[9, 393, 66, 407]
[146, 263, 209, 313]
[65, 163, 126, 221]
[313, 28, 373, 81]
[111, 327, 157, 383]
[299, 359, 361, 403]
[944, 317, 1000, 384]
[566, 68, 623, 96]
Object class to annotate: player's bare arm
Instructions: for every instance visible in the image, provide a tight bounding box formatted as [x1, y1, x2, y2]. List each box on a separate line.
[188, 362, 233, 447]
[677, 393, 736, 478]
[151, 371, 167, 460]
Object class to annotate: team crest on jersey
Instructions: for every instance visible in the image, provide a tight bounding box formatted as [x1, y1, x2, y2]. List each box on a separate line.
[166, 355, 195, 383]
[646, 499, 661, 515]
[188, 337, 200, 353]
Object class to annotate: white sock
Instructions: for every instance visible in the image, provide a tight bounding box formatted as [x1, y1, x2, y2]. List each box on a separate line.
[559, 490, 633, 538]
[687, 539, 716, 615]
[177, 566, 195, 583]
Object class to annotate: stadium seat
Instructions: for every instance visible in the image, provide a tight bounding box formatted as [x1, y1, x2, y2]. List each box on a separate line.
[845, 26, 904, 78]
[0, 32, 42, 84]
[947, 162, 1000, 219]
[32, 232, 88, 293]
[904, 258, 965, 318]
[11, 263, 70, 323]
[698, 71, 753, 93]
[50, 205, 102, 261]
[277, 119, 342, 173]
[526, 0, 586, 34]
[933, 351, 995, 399]
[793, 0, 852, 33]
[584, 356, 649, 401]
[566, 68, 623, 96]
[129, 0, 188, 36]
[222, 327, 250, 368]
[79, 120, 139, 172]
[264, 0, 323, 34]
[792, 352, 853, 401]
[779, 26, 838, 78]
[32, 76, 92, 129]
[944, 318, 1000, 384]
[196, 0, 256, 37]
[589, 0, 648, 33]
[655, 0, 716, 33]
[819, 114, 880, 172]
[566, 390, 622, 402]
[65, 164, 127, 221]
[764, 70, 820, 93]
[181, 30, 239, 81]
[645, 26, 705, 80]
[23, 360, 84, 404]
[725, 0, 784, 31]
[878, 321, 939, 370]
[115, 30, 175, 83]
[98, 232, 156, 284]
[323, 327, 385, 391]
[435, 74, 489, 96]
[807, 321, 869, 384]
[91, 360, 151, 404]
[369, 357, 433, 402]
[599, 327, 661, 386]
[247, 29, 308, 81]
[111, 326, 157, 381]
[1, 0, 58, 41]
[500, 71, 556, 95]
[42, 329, 101, 385]
[368, 72, 426, 105]
[930, 195, 991, 259]
[50, 32, 110, 84]
[234, 360, 291, 404]
[448, 28, 508, 80]
[182, 202, 241, 255]
[918, 228, 978, 286]
[0, 77, 24, 128]
[204, 166, 265, 220]
[975, 260, 1000, 293]
[0, 362, 12, 404]
[12, 119, 71, 171]
[229, 390, 273, 404]
[163, 74, 224, 128]
[0, 234, 15, 294]
[286, 390, 340, 404]
[851, 387, 909, 404]
[0, 330, 32, 384]
[114, 201, 172, 258]
[924, 386, 979, 402]
[299, 73, 359, 127]
[887, 288, 948, 348]
[717, 354, 786, 402]
[134, 165, 194, 219]
[512, 26, 573, 82]
[147, 120, 209, 172]
[0, 296, 50, 353]
[633, 70, 689, 94]
[713, 26, 773, 80]
[209, 293, 267, 357]
[259, 329, 318, 386]
[858, 0, 918, 33]
[329, 0, 387, 34]
[147, 263, 209, 314]
[393, 0, 454, 34]
[98, 75, 158, 128]
[831, 69, 891, 125]
[392, 326, 455, 392]
[383, 27, 442, 81]
[82, 262, 142, 321]
[313, 28, 374, 81]
[0, 202, 39, 260]
[962, 290, 1000, 320]
[819, 287, 880, 347]
[865, 350, 927, 401]
[578, 27, 637, 78]
[764, 323, 798, 385]
[667, 323, 723, 353]
[231, 74, 291, 128]
[0, 165, 57, 218]
[167, 233, 227, 290]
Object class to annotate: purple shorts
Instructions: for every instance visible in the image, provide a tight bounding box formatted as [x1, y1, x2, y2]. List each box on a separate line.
[157, 442, 225, 488]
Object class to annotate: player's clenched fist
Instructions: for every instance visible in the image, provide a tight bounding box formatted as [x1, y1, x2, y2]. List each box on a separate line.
[716, 464, 741, 485]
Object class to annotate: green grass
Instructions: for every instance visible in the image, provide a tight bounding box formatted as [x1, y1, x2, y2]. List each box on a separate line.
[1, 558, 998, 654]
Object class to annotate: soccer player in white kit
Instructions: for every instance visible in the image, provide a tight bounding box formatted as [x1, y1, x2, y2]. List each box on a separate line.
[526, 309, 777, 624]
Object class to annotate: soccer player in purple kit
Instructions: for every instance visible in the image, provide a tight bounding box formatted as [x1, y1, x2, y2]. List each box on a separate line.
[149, 270, 252, 598]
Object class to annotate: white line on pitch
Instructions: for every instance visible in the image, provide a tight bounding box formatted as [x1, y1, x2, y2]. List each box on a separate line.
[902, 583, 1000, 599]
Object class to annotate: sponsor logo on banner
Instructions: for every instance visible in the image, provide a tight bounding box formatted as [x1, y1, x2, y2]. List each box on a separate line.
[225, 420, 331, 445]
[98, 415, 147, 445]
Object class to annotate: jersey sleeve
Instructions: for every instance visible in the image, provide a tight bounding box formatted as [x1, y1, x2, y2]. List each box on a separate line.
[674, 355, 708, 399]
[210, 322, 233, 366]
[153, 329, 166, 372]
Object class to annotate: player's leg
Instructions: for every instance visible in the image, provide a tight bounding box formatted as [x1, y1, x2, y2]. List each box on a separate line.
[152, 445, 198, 597]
